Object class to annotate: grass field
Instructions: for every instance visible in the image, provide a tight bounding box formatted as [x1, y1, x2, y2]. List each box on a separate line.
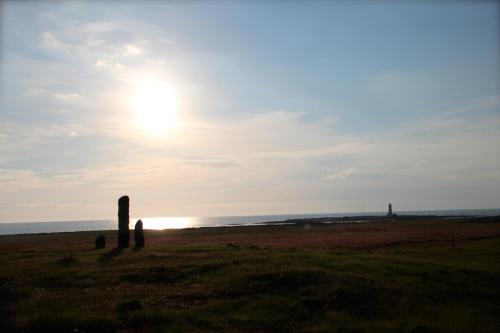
[1, 218, 500, 333]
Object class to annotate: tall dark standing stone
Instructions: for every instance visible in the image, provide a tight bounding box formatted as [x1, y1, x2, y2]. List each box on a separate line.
[118, 196, 130, 248]
[135, 219, 145, 248]
[387, 203, 393, 217]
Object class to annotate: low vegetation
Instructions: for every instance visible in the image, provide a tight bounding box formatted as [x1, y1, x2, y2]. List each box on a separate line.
[1, 230, 499, 332]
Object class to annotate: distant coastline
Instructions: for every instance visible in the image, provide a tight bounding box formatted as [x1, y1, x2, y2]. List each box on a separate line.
[1, 208, 499, 236]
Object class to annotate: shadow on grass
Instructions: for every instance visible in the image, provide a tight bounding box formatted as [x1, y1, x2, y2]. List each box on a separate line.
[27, 314, 119, 333]
[98, 247, 124, 263]
[0, 285, 13, 333]
[55, 253, 78, 266]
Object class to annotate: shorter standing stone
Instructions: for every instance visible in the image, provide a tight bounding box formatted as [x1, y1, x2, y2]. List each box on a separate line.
[135, 219, 145, 248]
[95, 235, 106, 249]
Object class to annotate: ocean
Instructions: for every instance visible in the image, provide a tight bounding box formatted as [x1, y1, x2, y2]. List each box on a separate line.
[0, 208, 499, 235]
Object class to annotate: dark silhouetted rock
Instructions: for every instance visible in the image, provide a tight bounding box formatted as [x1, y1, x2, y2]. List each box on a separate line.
[56, 253, 78, 266]
[117, 299, 142, 314]
[134, 219, 145, 247]
[387, 203, 393, 217]
[95, 235, 105, 249]
[118, 195, 130, 248]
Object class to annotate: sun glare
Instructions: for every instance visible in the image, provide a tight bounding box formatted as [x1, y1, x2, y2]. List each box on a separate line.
[131, 78, 177, 134]
[138, 217, 192, 230]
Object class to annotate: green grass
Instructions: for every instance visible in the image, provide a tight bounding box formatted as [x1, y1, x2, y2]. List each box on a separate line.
[1, 237, 500, 332]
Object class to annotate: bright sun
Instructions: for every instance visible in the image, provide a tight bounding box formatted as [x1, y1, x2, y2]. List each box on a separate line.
[130, 78, 177, 134]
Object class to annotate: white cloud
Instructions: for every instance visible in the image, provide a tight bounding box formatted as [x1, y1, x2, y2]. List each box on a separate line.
[1, 93, 499, 219]
[53, 92, 81, 102]
[0, 120, 87, 165]
[38, 18, 144, 69]
[3, 3, 497, 221]
[25, 88, 46, 96]
[94, 59, 124, 71]
[95, 59, 105, 67]
[77, 20, 121, 36]
[41, 31, 62, 48]
[0, 169, 48, 193]
[123, 43, 142, 56]
[324, 168, 355, 181]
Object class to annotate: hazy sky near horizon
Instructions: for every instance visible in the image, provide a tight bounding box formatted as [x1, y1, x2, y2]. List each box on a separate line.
[1, 0, 499, 222]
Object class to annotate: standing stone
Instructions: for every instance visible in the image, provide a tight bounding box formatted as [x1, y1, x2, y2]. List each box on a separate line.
[118, 195, 130, 248]
[387, 203, 393, 217]
[95, 235, 106, 249]
[134, 219, 145, 248]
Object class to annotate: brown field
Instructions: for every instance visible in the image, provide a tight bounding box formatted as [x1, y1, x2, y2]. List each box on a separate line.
[2, 215, 500, 251]
[2, 215, 500, 333]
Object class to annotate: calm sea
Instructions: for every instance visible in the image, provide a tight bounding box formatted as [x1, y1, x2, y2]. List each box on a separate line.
[1, 209, 499, 235]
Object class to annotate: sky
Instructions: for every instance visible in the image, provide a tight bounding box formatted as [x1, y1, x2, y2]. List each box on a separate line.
[1, 0, 499, 222]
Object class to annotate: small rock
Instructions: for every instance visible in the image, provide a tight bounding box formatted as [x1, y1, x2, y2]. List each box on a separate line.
[117, 299, 142, 314]
[95, 235, 105, 249]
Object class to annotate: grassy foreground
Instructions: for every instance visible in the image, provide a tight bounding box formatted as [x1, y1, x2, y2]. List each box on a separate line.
[1, 227, 500, 332]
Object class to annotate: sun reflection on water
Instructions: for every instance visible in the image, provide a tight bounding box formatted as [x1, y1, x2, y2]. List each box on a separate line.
[132, 217, 193, 230]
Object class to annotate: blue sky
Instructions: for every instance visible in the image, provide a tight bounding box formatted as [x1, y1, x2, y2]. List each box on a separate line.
[1, 0, 499, 222]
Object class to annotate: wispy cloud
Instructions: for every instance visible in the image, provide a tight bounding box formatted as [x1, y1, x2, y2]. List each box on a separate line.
[1, 1, 498, 221]
[3, 95, 498, 220]
[53, 92, 81, 102]
[123, 43, 142, 56]
[40, 31, 62, 48]
[324, 168, 355, 181]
